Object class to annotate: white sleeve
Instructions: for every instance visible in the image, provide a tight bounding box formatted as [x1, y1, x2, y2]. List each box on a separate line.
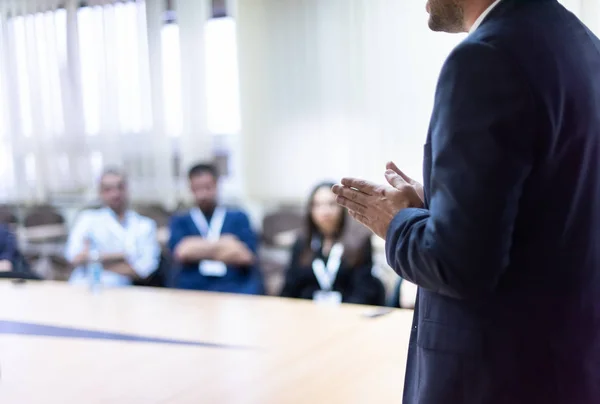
[64, 212, 93, 263]
[126, 218, 160, 278]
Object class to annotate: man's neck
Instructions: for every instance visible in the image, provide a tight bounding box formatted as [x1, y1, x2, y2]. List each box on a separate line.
[199, 204, 216, 216]
[463, 0, 496, 31]
[109, 207, 127, 222]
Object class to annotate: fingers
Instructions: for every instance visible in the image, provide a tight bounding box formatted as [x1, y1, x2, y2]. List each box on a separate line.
[331, 184, 370, 207]
[334, 195, 367, 215]
[385, 169, 408, 189]
[339, 178, 378, 195]
[348, 210, 369, 225]
[386, 161, 413, 184]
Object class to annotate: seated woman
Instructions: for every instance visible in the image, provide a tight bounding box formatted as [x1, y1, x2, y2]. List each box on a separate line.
[280, 182, 385, 305]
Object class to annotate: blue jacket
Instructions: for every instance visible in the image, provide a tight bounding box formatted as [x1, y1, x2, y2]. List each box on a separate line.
[386, 1, 600, 403]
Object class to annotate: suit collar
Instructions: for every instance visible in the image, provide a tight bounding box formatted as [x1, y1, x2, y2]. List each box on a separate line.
[470, 0, 503, 33]
[474, 0, 557, 33]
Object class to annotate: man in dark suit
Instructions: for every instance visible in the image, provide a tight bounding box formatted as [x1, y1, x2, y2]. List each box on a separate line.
[333, 0, 600, 403]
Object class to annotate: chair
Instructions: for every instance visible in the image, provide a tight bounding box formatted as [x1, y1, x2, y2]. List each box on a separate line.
[0, 205, 18, 227]
[261, 210, 304, 247]
[132, 251, 174, 288]
[259, 208, 304, 295]
[132, 204, 172, 251]
[21, 206, 70, 280]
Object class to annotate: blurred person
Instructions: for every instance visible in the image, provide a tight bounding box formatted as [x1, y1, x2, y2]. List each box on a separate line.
[332, 0, 600, 403]
[0, 224, 15, 272]
[65, 168, 161, 287]
[387, 277, 417, 309]
[169, 163, 263, 294]
[0, 224, 40, 279]
[281, 182, 384, 305]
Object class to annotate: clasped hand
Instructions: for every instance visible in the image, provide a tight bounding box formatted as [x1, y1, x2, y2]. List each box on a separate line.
[332, 162, 424, 239]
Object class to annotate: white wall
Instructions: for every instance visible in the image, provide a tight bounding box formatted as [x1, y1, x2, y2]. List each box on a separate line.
[236, 0, 598, 205]
[236, 0, 465, 204]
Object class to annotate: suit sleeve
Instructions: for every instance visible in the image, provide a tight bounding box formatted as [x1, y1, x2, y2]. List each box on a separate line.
[126, 219, 160, 278]
[280, 238, 304, 298]
[64, 212, 92, 263]
[386, 41, 536, 300]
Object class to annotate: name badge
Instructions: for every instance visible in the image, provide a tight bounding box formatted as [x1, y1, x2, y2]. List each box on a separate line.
[313, 290, 342, 305]
[199, 260, 227, 277]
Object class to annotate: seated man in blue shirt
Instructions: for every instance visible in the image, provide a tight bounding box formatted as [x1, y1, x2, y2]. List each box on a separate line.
[169, 163, 263, 295]
[65, 168, 161, 287]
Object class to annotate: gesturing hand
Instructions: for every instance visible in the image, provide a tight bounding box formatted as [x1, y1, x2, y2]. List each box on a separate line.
[386, 161, 424, 208]
[332, 174, 421, 239]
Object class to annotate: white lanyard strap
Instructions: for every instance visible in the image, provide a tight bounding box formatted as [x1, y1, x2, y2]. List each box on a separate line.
[190, 207, 226, 241]
[312, 242, 344, 291]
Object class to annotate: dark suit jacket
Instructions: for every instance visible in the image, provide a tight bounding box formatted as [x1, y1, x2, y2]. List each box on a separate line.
[386, 1, 600, 403]
[168, 208, 264, 295]
[280, 235, 385, 306]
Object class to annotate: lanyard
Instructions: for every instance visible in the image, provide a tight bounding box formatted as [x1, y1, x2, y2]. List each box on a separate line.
[312, 242, 344, 291]
[190, 207, 226, 241]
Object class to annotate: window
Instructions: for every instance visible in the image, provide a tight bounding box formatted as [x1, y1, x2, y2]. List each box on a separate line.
[161, 23, 183, 137]
[160, 16, 241, 137]
[205, 17, 240, 135]
[78, 2, 151, 136]
[78, 6, 104, 136]
[35, 11, 66, 136]
[11, 16, 33, 137]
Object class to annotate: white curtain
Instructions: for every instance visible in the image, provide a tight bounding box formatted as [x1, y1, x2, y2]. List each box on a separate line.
[0, 0, 241, 208]
[0, 0, 158, 203]
[236, 0, 465, 204]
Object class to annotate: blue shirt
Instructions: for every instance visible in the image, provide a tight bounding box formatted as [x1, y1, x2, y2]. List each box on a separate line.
[169, 208, 263, 295]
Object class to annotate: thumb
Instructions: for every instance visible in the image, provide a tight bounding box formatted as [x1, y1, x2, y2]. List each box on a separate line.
[386, 161, 413, 184]
[385, 169, 408, 189]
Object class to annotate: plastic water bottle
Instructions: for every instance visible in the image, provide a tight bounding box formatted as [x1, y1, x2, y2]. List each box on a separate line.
[88, 239, 103, 294]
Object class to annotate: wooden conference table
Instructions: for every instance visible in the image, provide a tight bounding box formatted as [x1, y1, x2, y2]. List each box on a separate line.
[0, 280, 412, 404]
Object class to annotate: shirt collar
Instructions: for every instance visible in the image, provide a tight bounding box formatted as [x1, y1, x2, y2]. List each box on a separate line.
[469, 0, 503, 33]
[102, 207, 134, 226]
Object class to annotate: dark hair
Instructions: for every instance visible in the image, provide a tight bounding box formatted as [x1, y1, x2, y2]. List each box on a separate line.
[188, 163, 218, 180]
[299, 181, 368, 268]
[99, 167, 127, 184]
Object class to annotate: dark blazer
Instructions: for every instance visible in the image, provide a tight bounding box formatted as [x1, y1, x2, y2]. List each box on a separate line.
[168, 209, 264, 295]
[386, 1, 600, 403]
[280, 235, 385, 306]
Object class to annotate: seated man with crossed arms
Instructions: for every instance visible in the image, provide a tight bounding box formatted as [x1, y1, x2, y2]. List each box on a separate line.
[169, 163, 263, 295]
[65, 168, 161, 287]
